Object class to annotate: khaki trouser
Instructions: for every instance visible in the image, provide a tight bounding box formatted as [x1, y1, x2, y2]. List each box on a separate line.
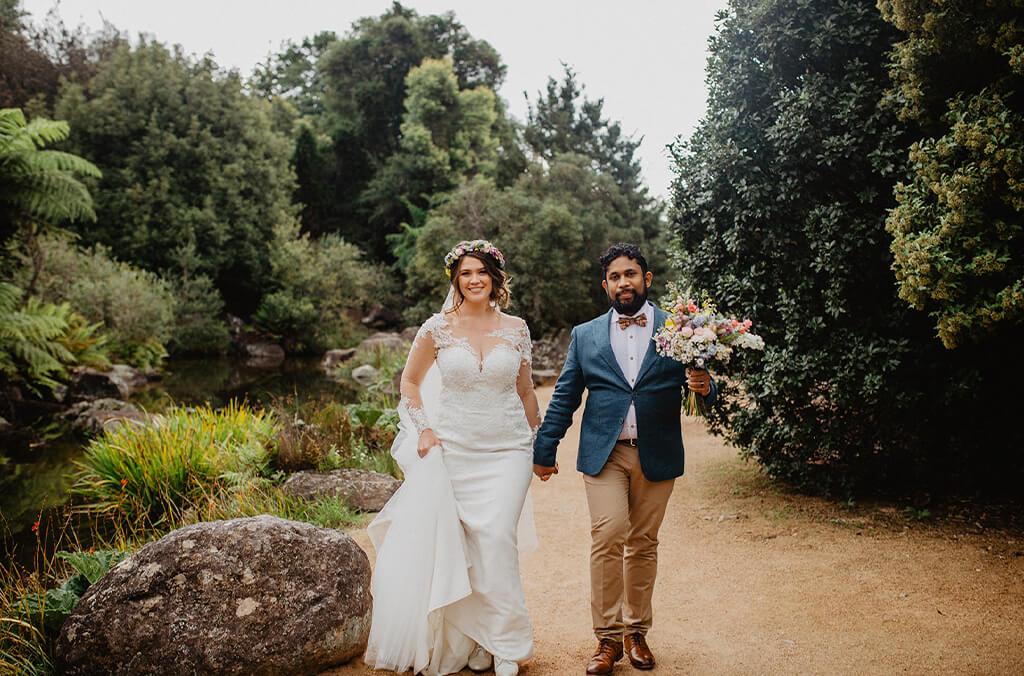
[583, 441, 675, 640]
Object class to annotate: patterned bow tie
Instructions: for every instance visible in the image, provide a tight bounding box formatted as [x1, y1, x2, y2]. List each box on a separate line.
[617, 314, 648, 330]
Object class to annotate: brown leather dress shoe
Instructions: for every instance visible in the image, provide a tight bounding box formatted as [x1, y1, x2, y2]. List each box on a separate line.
[585, 638, 624, 675]
[624, 633, 656, 670]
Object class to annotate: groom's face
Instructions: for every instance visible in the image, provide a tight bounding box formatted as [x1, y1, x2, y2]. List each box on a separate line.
[602, 256, 653, 315]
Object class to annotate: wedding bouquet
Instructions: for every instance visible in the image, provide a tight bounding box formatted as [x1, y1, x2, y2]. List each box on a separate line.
[653, 285, 765, 417]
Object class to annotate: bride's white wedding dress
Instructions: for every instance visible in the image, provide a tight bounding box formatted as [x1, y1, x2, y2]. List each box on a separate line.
[364, 311, 538, 675]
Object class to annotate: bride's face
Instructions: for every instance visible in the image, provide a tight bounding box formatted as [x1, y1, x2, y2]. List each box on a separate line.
[456, 255, 493, 304]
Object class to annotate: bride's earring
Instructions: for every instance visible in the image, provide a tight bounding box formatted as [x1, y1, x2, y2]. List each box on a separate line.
[489, 299, 497, 309]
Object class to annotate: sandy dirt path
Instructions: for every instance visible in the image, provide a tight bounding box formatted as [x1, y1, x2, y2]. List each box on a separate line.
[326, 387, 1024, 675]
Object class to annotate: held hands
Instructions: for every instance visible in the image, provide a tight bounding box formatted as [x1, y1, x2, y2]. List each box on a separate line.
[533, 462, 558, 481]
[685, 367, 712, 396]
[417, 429, 441, 457]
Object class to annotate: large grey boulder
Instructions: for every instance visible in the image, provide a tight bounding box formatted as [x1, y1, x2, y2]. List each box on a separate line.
[282, 469, 401, 512]
[55, 515, 371, 675]
[531, 329, 571, 372]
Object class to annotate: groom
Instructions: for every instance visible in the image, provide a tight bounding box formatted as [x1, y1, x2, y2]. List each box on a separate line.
[533, 243, 717, 674]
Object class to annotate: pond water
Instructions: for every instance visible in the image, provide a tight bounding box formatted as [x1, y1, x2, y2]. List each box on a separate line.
[0, 355, 359, 565]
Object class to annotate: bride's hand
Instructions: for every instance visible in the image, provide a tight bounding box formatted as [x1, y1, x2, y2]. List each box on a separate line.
[417, 429, 441, 457]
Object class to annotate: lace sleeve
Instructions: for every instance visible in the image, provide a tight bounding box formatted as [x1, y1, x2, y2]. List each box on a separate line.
[400, 315, 443, 435]
[514, 321, 532, 366]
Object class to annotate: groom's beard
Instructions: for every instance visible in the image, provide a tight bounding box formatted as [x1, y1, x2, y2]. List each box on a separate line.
[610, 284, 649, 316]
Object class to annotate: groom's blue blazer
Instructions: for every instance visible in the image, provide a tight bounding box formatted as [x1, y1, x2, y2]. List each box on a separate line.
[533, 306, 717, 482]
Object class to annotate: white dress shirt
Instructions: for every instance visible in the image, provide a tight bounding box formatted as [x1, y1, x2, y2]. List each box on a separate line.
[610, 301, 654, 440]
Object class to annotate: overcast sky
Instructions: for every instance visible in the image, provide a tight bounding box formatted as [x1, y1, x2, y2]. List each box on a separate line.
[22, 0, 729, 200]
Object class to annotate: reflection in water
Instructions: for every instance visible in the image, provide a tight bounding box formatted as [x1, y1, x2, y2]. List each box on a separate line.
[0, 355, 359, 563]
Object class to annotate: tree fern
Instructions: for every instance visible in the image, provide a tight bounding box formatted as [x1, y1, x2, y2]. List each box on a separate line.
[0, 108, 101, 244]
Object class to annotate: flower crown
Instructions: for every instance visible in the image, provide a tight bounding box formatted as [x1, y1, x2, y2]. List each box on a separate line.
[444, 239, 506, 277]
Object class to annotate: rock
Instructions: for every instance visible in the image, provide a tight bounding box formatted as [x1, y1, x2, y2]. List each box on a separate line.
[322, 348, 357, 372]
[55, 515, 371, 675]
[532, 369, 559, 387]
[351, 364, 379, 386]
[281, 469, 401, 512]
[357, 332, 407, 352]
[61, 399, 148, 434]
[67, 364, 148, 402]
[109, 364, 149, 396]
[400, 325, 419, 342]
[361, 303, 402, 330]
[227, 314, 286, 366]
[242, 340, 286, 364]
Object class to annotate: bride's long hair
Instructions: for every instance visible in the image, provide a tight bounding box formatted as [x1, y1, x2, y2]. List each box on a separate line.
[446, 251, 511, 314]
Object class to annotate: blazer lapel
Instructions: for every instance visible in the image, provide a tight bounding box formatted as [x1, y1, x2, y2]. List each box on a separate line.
[634, 306, 666, 387]
[594, 309, 630, 388]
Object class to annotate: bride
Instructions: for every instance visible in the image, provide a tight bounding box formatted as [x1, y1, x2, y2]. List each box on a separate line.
[364, 240, 542, 676]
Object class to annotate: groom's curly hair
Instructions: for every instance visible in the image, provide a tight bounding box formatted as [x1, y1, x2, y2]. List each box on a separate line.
[599, 243, 649, 278]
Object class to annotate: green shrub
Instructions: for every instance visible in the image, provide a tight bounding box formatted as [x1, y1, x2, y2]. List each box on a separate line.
[668, 0, 1022, 495]
[165, 263, 231, 355]
[13, 232, 175, 370]
[271, 394, 400, 478]
[15, 550, 129, 636]
[253, 219, 398, 353]
[73, 401, 278, 527]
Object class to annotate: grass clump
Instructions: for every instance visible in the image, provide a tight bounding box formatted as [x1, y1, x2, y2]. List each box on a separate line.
[72, 400, 278, 529]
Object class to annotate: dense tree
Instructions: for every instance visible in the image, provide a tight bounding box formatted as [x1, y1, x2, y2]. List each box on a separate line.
[249, 31, 337, 120]
[670, 0, 1022, 494]
[362, 56, 499, 256]
[525, 64, 662, 241]
[54, 39, 297, 314]
[10, 231, 176, 369]
[0, 3, 118, 114]
[290, 122, 338, 237]
[879, 0, 1024, 348]
[317, 2, 516, 259]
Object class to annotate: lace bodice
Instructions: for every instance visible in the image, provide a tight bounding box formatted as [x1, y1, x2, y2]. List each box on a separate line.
[402, 312, 536, 452]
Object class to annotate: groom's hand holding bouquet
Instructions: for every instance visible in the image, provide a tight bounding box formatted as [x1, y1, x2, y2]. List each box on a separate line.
[654, 284, 765, 417]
